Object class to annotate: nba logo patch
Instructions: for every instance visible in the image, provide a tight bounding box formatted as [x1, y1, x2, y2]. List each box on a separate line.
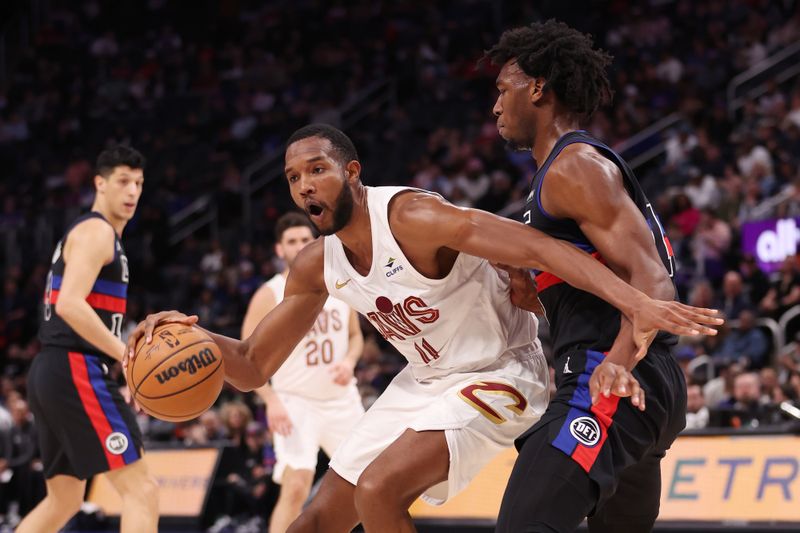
[105, 432, 129, 455]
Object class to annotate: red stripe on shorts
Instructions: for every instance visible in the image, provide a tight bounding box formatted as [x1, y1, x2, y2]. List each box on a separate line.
[68, 352, 124, 469]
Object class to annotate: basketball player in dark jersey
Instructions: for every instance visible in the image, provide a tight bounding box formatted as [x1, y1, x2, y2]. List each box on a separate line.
[487, 21, 693, 532]
[19, 146, 158, 533]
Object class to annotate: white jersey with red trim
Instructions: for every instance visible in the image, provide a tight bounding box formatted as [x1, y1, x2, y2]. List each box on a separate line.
[322, 186, 543, 381]
[266, 274, 356, 401]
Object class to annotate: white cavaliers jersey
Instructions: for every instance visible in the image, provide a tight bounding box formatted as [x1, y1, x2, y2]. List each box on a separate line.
[266, 274, 356, 400]
[323, 186, 542, 381]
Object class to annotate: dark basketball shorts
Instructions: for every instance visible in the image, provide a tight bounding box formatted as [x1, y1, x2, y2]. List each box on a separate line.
[496, 345, 686, 532]
[27, 347, 143, 480]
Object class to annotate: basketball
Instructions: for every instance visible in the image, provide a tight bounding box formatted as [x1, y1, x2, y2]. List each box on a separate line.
[126, 323, 224, 422]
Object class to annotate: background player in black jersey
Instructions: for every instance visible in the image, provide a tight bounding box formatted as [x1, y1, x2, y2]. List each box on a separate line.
[487, 21, 701, 532]
[19, 146, 158, 533]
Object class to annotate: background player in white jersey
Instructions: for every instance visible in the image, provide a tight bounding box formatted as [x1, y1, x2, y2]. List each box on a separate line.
[241, 212, 364, 533]
[128, 125, 721, 532]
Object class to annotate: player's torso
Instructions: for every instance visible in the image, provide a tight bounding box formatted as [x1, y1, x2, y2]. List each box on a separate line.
[267, 274, 354, 400]
[524, 131, 676, 358]
[39, 212, 128, 360]
[324, 186, 542, 381]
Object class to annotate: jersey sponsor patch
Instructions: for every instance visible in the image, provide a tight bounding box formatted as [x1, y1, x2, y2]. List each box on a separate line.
[105, 431, 129, 455]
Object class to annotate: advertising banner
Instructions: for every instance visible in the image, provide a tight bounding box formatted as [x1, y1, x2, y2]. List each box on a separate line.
[741, 217, 800, 273]
[410, 435, 800, 524]
[87, 447, 219, 517]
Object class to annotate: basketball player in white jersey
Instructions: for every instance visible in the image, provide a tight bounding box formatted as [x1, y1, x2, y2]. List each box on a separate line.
[128, 125, 721, 532]
[241, 212, 364, 532]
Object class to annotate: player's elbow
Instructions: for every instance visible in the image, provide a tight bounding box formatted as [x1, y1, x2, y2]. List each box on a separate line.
[54, 297, 78, 321]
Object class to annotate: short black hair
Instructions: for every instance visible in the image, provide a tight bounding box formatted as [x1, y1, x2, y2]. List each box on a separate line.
[274, 211, 315, 242]
[96, 145, 146, 177]
[286, 124, 359, 166]
[485, 20, 613, 118]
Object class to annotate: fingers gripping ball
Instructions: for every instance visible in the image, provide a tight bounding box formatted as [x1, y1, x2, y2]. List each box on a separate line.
[127, 323, 224, 422]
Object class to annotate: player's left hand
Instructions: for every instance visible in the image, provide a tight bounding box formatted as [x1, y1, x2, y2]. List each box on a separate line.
[630, 296, 722, 360]
[589, 360, 645, 411]
[329, 360, 355, 386]
[492, 263, 545, 316]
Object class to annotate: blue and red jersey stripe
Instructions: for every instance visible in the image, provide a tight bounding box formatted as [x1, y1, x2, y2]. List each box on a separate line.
[535, 251, 606, 293]
[48, 275, 127, 313]
[551, 350, 620, 472]
[68, 353, 138, 468]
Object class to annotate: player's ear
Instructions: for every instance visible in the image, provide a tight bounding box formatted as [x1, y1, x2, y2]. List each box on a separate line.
[94, 174, 107, 193]
[530, 77, 547, 104]
[345, 160, 361, 181]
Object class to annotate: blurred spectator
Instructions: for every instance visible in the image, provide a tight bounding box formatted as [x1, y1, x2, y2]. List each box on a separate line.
[721, 372, 775, 428]
[736, 134, 773, 178]
[671, 194, 701, 237]
[716, 271, 752, 319]
[684, 171, 720, 211]
[685, 383, 709, 430]
[704, 361, 743, 410]
[688, 279, 714, 309]
[738, 255, 771, 306]
[0, 398, 43, 524]
[220, 401, 252, 448]
[694, 209, 732, 282]
[713, 309, 770, 370]
[664, 124, 698, 173]
[759, 256, 800, 318]
[213, 422, 277, 530]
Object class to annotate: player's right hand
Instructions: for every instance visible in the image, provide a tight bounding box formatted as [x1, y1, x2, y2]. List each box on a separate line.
[266, 399, 293, 436]
[630, 295, 722, 360]
[124, 310, 199, 367]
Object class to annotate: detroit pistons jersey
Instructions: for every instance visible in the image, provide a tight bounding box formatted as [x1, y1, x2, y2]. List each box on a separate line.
[266, 273, 355, 400]
[39, 212, 129, 360]
[323, 186, 543, 381]
[524, 130, 677, 357]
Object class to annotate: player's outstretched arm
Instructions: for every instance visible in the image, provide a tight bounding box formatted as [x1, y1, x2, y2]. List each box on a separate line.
[390, 192, 721, 358]
[542, 146, 703, 366]
[126, 241, 329, 391]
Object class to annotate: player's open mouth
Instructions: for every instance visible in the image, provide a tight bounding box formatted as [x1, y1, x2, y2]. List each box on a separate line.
[306, 201, 324, 218]
[124, 203, 136, 209]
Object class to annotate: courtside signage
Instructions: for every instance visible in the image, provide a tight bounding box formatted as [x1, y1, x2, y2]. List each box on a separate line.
[411, 435, 800, 524]
[742, 216, 800, 273]
[88, 448, 219, 517]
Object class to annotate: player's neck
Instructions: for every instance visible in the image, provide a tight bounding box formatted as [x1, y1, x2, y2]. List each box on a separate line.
[91, 201, 126, 236]
[532, 113, 581, 167]
[334, 187, 373, 273]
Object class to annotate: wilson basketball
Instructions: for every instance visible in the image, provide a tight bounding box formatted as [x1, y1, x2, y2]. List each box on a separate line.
[127, 323, 224, 422]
